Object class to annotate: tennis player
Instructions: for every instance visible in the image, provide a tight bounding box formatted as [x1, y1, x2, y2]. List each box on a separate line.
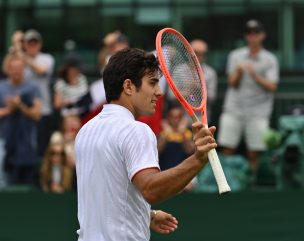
[75, 48, 217, 241]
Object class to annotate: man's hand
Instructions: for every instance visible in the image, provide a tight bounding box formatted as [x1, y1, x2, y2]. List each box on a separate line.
[239, 62, 255, 75]
[150, 210, 178, 234]
[192, 122, 217, 164]
[5, 95, 21, 111]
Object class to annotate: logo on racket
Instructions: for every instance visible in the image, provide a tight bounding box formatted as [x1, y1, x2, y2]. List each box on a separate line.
[190, 94, 196, 102]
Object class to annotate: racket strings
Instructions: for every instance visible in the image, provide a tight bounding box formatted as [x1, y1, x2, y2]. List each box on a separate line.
[161, 32, 204, 108]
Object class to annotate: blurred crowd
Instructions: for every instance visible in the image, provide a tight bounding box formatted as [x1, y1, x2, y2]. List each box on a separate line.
[1, 19, 301, 193]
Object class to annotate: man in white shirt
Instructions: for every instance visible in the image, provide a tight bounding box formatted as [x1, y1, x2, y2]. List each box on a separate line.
[75, 48, 217, 241]
[22, 29, 55, 156]
[191, 39, 218, 122]
[217, 20, 279, 175]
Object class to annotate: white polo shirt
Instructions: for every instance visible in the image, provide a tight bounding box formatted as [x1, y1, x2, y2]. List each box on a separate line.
[24, 52, 55, 115]
[75, 104, 160, 241]
[224, 46, 279, 118]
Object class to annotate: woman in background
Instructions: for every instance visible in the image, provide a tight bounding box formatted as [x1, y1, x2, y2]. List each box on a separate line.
[40, 140, 73, 193]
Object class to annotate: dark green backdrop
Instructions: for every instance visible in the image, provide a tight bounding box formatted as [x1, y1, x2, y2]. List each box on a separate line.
[0, 191, 303, 241]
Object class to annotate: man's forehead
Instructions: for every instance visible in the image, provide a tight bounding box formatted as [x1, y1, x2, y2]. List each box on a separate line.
[145, 70, 161, 79]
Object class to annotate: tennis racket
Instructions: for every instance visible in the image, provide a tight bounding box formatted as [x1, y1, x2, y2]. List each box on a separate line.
[156, 27, 231, 194]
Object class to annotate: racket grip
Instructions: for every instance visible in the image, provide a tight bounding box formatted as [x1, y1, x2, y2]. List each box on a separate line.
[207, 148, 231, 194]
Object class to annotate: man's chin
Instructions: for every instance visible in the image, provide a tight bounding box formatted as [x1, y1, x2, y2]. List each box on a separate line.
[139, 110, 155, 118]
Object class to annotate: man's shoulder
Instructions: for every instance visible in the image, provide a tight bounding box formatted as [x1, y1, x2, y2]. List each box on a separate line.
[37, 52, 55, 61]
[0, 81, 9, 95]
[260, 48, 278, 62]
[229, 47, 247, 57]
[131, 120, 154, 133]
[0, 80, 8, 88]
[18, 81, 41, 97]
[122, 120, 156, 140]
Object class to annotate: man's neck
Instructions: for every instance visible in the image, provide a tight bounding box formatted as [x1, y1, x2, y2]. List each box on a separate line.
[110, 99, 137, 118]
[9, 78, 23, 86]
[248, 45, 262, 56]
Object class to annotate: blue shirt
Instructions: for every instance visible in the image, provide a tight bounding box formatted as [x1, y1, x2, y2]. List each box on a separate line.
[0, 80, 41, 166]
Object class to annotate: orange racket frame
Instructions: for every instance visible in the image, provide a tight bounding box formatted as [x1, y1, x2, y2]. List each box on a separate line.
[156, 27, 207, 124]
[156, 27, 231, 194]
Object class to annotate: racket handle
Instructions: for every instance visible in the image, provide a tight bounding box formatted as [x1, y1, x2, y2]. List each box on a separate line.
[191, 114, 230, 194]
[207, 148, 231, 194]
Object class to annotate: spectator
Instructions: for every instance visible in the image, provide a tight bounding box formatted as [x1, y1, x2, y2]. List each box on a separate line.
[190, 39, 218, 121]
[98, 30, 130, 75]
[157, 101, 196, 190]
[22, 29, 55, 157]
[0, 54, 42, 185]
[0, 30, 24, 80]
[217, 19, 279, 175]
[53, 58, 89, 118]
[0, 138, 7, 188]
[82, 31, 130, 124]
[89, 30, 126, 110]
[40, 140, 74, 193]
[9, 30, 24, 55]
[60, 115, 82, 167]
[49, 115, 82, 191]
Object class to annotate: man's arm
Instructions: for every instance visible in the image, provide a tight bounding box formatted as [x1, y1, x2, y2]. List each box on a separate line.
[228, 65, 243, 88]
[249, 71, 277, 92]
[18, 98, 42, 121]
[24, 56, 49, 75]
[0, 107, 12, 118]
[226, 52, 243, 88]
[243, 63, 278, 92]
[133, 123, 216, 205]
[6, 96, 42, 121]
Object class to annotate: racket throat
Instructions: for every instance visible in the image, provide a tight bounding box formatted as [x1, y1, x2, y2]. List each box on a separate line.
[191, 111, 208, 126]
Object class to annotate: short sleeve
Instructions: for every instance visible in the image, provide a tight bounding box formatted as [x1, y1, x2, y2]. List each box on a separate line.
[226, 51, 237, 75]
[265, 56, 279, 83]
[121, 123, 160, 181]
[38, 54, 55, 76]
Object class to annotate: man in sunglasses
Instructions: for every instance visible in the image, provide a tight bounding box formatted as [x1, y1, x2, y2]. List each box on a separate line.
[217, 19, 279, 178]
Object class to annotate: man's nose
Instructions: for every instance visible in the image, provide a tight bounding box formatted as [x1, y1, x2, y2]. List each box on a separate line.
[156, 84, 164, 97]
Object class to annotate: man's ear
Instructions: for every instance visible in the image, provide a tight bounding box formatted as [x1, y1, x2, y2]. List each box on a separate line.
[122, 79, 134, 96]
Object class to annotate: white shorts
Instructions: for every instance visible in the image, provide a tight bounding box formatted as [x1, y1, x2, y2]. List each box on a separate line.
[217, 113, 269, 151]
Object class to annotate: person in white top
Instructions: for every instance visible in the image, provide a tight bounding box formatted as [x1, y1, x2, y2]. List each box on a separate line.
[75, 48, 217, 241]
[190, 39, 218, 122]
[217, 19, 279, 175]
[22, 29, 55, 157]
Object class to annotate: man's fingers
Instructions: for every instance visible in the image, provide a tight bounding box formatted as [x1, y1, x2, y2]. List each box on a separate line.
[194, 136, 216, 146]
[197, 142, 217, 153]
[191, 121, 204, 134]
[159, 223, 178, 232]
[209, 126, 216, 135]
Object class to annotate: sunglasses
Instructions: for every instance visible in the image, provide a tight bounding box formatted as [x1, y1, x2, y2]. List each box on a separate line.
[245, 29, 262, 35]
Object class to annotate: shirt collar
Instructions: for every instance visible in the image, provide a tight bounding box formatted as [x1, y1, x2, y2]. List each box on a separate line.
[100, 104, 135, 120]
[245, 46, 264, 60]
